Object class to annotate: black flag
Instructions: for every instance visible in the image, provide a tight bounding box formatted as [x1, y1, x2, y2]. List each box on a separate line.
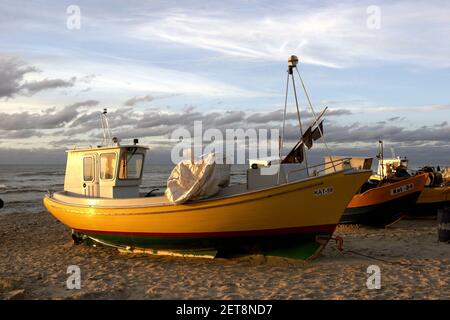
[302, 127, 313, 149]
[284, 143, 304, 164]
[311, 121, 323, 141]
[294, 143, 304, 163]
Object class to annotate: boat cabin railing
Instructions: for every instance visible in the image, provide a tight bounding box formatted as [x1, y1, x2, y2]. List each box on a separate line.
[285, 157, 353, 181]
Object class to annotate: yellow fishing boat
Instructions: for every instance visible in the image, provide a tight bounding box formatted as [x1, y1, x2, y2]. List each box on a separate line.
[43, 56, 371, 259]
[416, 186, 449, 209]
[44, 157, 370, 259]
[412, 167, 450, 215]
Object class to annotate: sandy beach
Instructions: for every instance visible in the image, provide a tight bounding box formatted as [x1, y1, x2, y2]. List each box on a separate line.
[0, 211, 448, 300]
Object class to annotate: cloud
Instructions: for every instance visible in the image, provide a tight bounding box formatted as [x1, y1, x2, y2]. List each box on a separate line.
[1, 142, 448, 166]
[360, 104, 450, 113]
[213, 110, 246, 126]
[246, 108, 352, 124]
[131, 2, 450, 68]
[67, 100, 100, 109]
[20, 77, 76, 95]
[0, 55, 37, 98]
[94, 108, 450, 151]
[322, 122, 450, 144]
[0, 54, 79, 98]
[1, 103, 448, 162]
[0, 104, 448, 166]
[0, 129, 43, 139]
[124, 94, 155, 106]
[0, 100, 99, 130]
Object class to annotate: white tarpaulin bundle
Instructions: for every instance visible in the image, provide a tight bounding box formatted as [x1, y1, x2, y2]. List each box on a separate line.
[165, 153, 231, 204]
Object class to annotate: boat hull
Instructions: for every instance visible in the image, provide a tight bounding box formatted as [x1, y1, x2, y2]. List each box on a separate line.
[342, 192, 421, 227]
[44, 170, 371, 259]
[82, 225, 335, 260]
[408, 186, 450, 216]
[341, 174, 428, 227]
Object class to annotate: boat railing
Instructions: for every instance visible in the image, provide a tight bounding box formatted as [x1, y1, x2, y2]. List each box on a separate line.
[70, 145, 95, 150]
[285, 157, 353, 181]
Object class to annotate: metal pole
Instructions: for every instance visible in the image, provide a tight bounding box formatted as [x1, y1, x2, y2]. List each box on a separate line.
[278, 71, 290, 184]
[380, 140, 384, 178]
[100, 113, 107, 146]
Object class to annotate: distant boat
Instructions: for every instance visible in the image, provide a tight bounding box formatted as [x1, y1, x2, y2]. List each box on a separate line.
[331, 141, 428, 227]
[409, 166, 450, 216]
[341, 173, 428, 227]
[43, 56, 371, 260]
[370, 154, 450, 216]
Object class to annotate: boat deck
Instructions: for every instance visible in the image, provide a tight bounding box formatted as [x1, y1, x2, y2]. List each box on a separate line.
[50, 183, 249, 208]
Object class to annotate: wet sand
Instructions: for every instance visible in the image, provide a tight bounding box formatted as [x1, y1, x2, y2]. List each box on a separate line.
[0, 211, 449, 300]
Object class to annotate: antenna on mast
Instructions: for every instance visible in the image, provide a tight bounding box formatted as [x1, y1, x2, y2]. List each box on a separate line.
[100, 108, 113, 146]
[377, 140, 384, 178]
[279, 55, 336, 181]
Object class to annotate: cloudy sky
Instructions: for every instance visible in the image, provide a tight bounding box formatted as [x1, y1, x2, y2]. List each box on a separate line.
[0, 0, 449, 165]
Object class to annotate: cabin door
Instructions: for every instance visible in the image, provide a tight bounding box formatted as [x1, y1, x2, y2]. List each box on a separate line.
[82, 155, 100, 197]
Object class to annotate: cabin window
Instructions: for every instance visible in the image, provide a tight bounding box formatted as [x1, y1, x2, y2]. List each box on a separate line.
[83, 157, 95, 181]
[119, 152, 144, 180]
[100, 153, 117, 180]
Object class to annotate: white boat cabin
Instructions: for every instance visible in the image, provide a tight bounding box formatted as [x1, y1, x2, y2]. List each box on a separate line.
[64, 144, 148, 198]
[377, 156, 408, 177]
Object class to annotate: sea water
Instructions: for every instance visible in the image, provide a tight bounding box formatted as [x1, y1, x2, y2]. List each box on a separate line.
[0, 164, 248, 215]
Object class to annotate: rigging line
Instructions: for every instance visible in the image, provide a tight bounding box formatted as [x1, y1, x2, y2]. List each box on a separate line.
[278, 71, 290, 185]
[290, 70, 309, 176]
[343, 249, 426, 268]
[295, 67, 336, 172]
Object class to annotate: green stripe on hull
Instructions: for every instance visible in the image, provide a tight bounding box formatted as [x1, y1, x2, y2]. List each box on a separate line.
[81, 230, 333, 260]
[264, 242, 323, 260]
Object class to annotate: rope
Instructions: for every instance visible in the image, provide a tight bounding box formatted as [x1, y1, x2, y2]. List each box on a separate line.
[295, 67, 336, 172]
[329, 236, 426, 268]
